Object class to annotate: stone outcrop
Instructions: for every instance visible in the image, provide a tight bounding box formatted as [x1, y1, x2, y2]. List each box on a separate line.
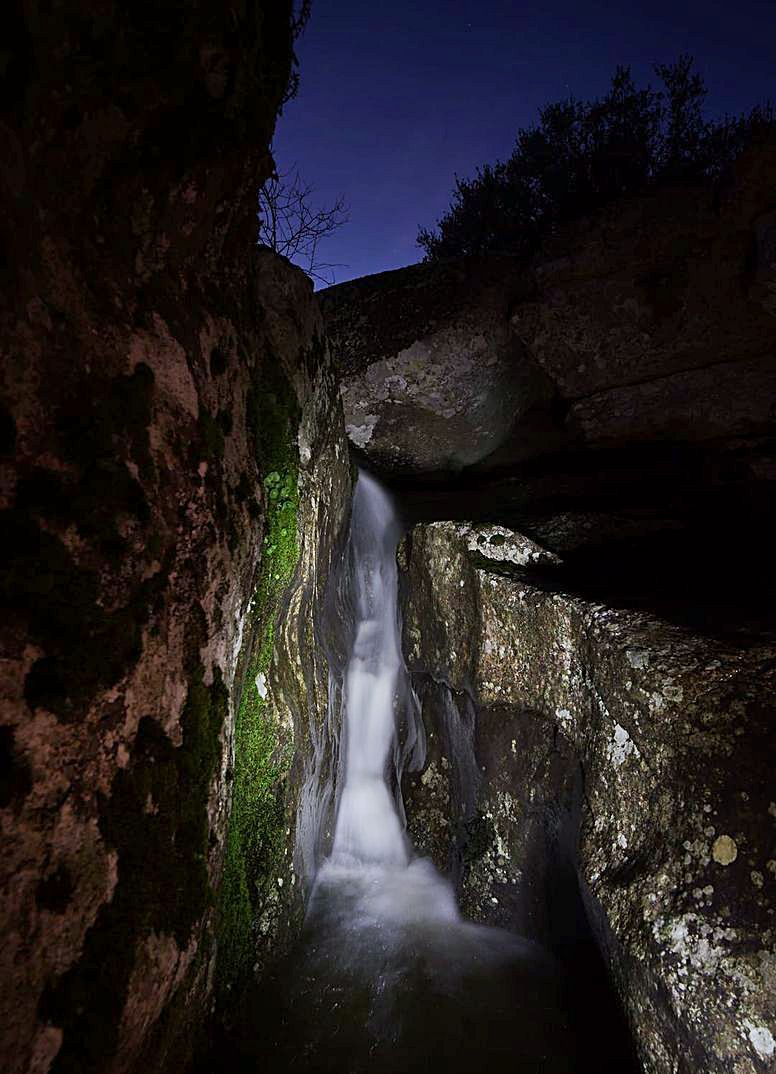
[400, 521, 776, 1074]
[324, 141, 776, 1074]
[324, 138, 776, 557]
[0, 5, 350, 1073]
[3, 7, 774, 1074]
[321, 258, 550, 472]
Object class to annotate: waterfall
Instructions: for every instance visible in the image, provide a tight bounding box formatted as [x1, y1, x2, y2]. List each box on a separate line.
[275, 471, 575, 1074]
[311, 470, 464, 927]
[330, 471, 409, 868]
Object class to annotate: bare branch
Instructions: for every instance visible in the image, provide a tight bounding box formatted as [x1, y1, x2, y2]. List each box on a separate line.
[258, 167, 349, 286]
[292, 0, 312, 40]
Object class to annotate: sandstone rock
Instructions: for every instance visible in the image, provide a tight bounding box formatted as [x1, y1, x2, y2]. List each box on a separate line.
[0, 5, 350, 1073]
[1, 244, 349, 1074]
[401, 520, 776, 1074]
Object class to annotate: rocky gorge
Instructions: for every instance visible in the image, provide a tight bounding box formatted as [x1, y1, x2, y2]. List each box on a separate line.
[1, 5, 774, 1074]
[320, 145, 776, 1070]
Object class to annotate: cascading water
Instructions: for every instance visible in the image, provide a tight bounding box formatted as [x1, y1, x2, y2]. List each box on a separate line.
[328, 471, 409, 868]
[269, 471, 577, 1073]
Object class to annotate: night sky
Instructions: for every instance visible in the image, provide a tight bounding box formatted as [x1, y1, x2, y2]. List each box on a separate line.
[272, 0, 775, 286]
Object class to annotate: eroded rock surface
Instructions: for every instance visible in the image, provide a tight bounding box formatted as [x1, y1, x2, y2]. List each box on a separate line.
[0, 5, 350, 1073]
[321, 259, 552, 471]
[327, 140, 776, 475]
[324, 139, 776, 559]
[401, 521, 776, 1074]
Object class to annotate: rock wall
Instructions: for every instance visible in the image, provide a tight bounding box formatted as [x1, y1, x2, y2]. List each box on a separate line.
[325, 144, 776, 1073]
[323, 138, 776, 559]
[322, 258, 546, 471]
[401, 522, 776, 1074]
[0, 5, 350, 1073]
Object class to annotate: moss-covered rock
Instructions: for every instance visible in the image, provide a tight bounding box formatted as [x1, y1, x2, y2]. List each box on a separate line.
[216, 361, 301, 999]
[0, 5, 354, 1073]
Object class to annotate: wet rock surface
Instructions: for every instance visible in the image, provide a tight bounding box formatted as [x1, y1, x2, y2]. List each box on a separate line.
[400, 521, 776, 1074]
[3, 8, 774, 1074]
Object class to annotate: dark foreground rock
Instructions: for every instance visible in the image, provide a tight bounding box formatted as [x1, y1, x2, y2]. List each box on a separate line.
[0, 5, 350, 1073]
[400, 521, 776, 1074]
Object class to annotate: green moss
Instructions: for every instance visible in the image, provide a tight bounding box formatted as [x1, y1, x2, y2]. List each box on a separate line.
[215, 620, 290, 996]
[216, 360, 300, 1003]
[40, 668, 227, 1073]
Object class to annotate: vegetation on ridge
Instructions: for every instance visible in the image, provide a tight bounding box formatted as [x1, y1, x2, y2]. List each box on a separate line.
[418, 56, 774, 261]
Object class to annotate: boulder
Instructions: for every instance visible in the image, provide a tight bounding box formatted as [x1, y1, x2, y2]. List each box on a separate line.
[401, 521, 776, 1074]
[324, 139, 776, 556]
[321, 258, 554, 472]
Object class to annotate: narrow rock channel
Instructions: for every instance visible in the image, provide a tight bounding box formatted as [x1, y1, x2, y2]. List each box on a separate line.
[2, 7, 773, 1074]
[219, 473, 636, 1074]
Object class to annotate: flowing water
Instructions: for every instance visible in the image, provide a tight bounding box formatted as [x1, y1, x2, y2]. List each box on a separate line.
[264, 472, 578, 1073]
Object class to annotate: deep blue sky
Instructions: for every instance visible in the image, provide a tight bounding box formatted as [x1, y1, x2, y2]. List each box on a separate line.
[273, 0, 775, 286]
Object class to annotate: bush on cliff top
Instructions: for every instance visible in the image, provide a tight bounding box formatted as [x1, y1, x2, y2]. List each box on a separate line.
[418, 56, 774, 261]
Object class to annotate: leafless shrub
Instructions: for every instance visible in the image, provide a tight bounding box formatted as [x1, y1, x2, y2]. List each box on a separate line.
[258, 168, 349, 286]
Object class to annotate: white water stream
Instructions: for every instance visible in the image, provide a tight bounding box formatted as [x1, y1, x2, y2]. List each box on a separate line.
[276, 471, 575, 1073]
[329, 471, 409, 869]
[313, 471, 466, 924]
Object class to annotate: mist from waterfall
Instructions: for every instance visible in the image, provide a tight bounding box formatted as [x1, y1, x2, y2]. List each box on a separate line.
[272, 471, 576, 1073]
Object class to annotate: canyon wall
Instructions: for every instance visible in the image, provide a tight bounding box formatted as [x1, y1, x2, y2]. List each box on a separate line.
[400, 522, 776, 1074]
[0, 5, 349, 1073]
[323, 137, 776, 1074]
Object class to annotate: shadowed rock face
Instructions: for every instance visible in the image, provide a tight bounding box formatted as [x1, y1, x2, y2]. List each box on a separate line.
[323, 139, 776, 555]
[321, 259, 555, 472]
[0, 6, 350, 1074]
[327, 144, 774, 1070]
[400, 522, 776, 1074]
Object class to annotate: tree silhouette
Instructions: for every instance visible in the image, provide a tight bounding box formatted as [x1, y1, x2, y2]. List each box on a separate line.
[419, 57, 773, 262]
[258, 169, 349, 286]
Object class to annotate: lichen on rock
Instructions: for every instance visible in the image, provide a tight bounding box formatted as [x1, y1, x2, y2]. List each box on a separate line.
[400, 520, 776, 1074]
